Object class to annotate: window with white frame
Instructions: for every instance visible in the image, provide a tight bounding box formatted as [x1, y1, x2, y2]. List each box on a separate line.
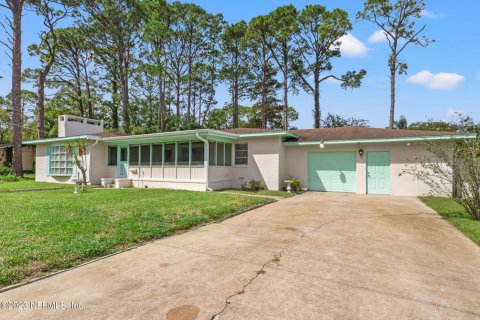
[50, 145, 74, 176]
[234, 143, 248, 165]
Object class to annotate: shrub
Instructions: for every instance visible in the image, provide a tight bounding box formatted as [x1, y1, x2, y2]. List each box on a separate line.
[0, 166, 12, 176]
[289, 177, 301, 192]
[249, 179, 265, 191]
[0, 174, 19, 182]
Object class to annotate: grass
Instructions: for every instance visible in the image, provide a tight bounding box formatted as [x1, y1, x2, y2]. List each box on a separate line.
[0, 173, 70, 192]
[421, 197, 480, 246]
[0, 179, 271, 288]
[218, 188, 297, 198]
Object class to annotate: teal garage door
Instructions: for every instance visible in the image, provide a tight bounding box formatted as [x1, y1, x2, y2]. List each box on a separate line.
[308, 152, 357, 192]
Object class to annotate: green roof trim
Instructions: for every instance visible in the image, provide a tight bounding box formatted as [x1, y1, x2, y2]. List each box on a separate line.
[283, 133, 477, 146]
[23, 135, 100, 145]
[237, 131, 299, 139]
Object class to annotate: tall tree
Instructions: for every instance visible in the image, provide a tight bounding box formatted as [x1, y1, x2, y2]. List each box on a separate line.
[245, 15, 280, 129]
[357, 0, 433, 129]
[142, 0, 170, 131]
[294, 5, 366, 128]
[82, 0, 143, 133]
[28, 0, 70, 139]
[220, 21, 250, 128]
[264, 5, 298, 129]
[0, 0, 24, 176]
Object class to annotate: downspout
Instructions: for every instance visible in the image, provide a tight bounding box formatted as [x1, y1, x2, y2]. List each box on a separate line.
[88, 139, 100, 185]
[195, 132, 212, 191]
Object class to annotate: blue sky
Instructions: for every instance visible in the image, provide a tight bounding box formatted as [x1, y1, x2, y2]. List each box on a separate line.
[0, 0, 479, 129]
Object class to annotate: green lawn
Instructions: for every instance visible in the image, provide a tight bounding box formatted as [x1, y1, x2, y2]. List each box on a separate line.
[0, 180, 271, 288]
[218, 188, 297, 198]
[0, 176, 70, 192]
[421, 197, 480, 246]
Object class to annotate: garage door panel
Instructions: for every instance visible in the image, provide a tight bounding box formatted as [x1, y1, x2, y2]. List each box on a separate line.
[308, 152, 357, 192]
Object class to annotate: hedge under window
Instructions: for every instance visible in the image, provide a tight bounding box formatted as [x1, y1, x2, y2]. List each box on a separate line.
[50, 145, 74, 176]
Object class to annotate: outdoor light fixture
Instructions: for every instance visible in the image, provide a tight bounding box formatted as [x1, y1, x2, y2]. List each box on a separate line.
[358, 149, 364, 158]
[319, 140, 325, 149]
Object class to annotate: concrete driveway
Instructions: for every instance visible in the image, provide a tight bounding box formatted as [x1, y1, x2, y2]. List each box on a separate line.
[1, 193, 479, 320]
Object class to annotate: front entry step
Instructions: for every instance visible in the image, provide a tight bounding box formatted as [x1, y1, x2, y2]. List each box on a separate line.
[101, 178, 133, 189]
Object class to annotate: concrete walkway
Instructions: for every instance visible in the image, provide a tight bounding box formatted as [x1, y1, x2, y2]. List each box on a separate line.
[1, 193, 479, 320]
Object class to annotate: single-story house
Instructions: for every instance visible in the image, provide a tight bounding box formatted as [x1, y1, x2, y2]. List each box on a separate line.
[23, 115, 474, 196]
[0, 144, 35, 171]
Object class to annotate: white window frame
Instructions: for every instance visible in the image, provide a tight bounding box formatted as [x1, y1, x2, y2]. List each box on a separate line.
[234, 143, 248, 165]
[50, 145, 74, 176]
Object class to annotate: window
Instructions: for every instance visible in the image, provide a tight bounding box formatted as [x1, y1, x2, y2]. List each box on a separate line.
[209, 142, 216, 165]
[108, 146, 117, 166]
[191, 142, 204, 165]
[235, 143, 248, 165]
[164, 143, 176, 165]
[152, 144, 162, 165]
[216, 143, 224, 166]
[140, 145, 150, 166]
[129, 145, 139, 165]
[225, 143, 232, 166]
[120, 148, 128, 162]
[177, 143, 189, 165]
[50, 145, 74, 176]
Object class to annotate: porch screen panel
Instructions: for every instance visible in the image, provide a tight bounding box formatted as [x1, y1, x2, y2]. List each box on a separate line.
[209, 142, 216, 165]
[216, 143, 224, 166]
[140, 145, 150, 166]
[191, 142, 204, 165]
[225, 144, 232, 166]
[177, 143, 189, 165]
[152, 144, 162, 165]
[164, 143, 176, 166]
[129, 145, 139, 165]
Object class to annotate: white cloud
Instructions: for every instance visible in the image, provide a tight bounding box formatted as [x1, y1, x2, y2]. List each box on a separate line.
[420, 9, 444, 18]
[338, 33, 369, 58]
[368, 30, 389, 43]
[406, 70, 465, 89]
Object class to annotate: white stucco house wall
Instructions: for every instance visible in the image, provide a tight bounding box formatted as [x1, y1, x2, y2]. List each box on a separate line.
[23, 115, 475, 196]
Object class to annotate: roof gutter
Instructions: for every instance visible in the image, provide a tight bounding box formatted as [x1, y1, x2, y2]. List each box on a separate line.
[283, 133, 477, 146]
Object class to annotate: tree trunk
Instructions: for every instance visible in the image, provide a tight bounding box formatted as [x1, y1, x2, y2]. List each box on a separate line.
[36, 72, 47, 139]
[111, 75, 119, 129]
[11, 1, 23, 176]
[283, 47, 289, 130]
[84, 68, 93, 119]
[313, 73, 320, 129]
[118, 54, 130, 134]
[175, 74, 181, 130]
[389, 65, 396, 129]
[261, 55, 267, 129]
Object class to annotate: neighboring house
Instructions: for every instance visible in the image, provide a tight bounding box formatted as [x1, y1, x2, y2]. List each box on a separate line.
[24, 115, 475, 196]
[0, 144, 35, 171]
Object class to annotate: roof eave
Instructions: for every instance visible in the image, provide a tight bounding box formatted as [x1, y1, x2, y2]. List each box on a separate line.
[23, 135, 101, 145]
[283, 134, 477, 146]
